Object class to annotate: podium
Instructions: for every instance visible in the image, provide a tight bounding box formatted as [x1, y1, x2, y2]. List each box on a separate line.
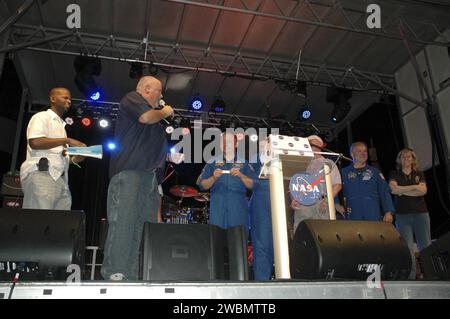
[260, 134, 339, 279]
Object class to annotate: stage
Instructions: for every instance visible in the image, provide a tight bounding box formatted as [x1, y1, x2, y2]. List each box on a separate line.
[1, 280, 450, 299]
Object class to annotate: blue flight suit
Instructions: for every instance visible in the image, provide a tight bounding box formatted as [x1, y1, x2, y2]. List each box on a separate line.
[249, 157, 274, 280]
[197, 159, 254, 230]
[341, 164, 395, 221]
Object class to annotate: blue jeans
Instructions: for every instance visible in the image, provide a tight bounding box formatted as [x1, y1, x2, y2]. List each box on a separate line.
[101, 170, 159, 281]
[395, 213, 431, 279]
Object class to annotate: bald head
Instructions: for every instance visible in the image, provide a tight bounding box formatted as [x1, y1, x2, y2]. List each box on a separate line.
[136, 76, 162, 107]
[49, 87, 70, 101]
[48, 87, 71, 117]
[136, 76, 160, 93]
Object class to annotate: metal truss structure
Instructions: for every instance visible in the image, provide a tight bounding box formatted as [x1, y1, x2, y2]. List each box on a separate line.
[1, 0, 427, 92]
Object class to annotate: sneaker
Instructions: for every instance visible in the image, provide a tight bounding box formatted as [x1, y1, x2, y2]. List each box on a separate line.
[109, 273, 125, 281]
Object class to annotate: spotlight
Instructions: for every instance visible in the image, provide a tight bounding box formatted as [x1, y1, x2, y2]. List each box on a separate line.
[298, 106, 311, 121]
[65, 117, 74, 125]
[189, 95, 205, 111]
[250, 134, 258, 142]
[107, 142, 117, 151]
[90, 91, 102, 101]
[129, 62, 144, 79]
[98, 118, 111, 129]
[180, 118, 191, 135]
[148, 63, 158, 76]
[81, 116, 92, 127]
[327, 86, 352, 123]
[74, 56, 103, 100]
[211, 96, 226, 113]
[165, 125, 175, 134]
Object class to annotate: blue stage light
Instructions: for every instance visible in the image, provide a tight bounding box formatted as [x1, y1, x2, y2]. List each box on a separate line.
[189, 95, 205, 111]
[90, 91, 101, 101]
[298, 106, 311, 121]
[107, 142, 117, 151]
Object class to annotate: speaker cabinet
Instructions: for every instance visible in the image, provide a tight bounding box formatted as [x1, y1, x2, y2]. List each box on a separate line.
[0, 208, 85, 281]
[421, 231, 450, 280]
[139, 223, 248, 281]
[290, 220, 411, 280]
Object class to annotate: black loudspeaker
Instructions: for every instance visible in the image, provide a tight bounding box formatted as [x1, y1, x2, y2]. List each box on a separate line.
[139, 223, 248, 281]
[1, 174, 23, 197]
[421, 231, 450, 280]
[290, 220, 411, 280]
[0, 208, 86, 281]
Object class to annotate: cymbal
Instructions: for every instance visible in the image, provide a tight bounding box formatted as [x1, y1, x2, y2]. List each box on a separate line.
[169, 185, 198, 198]
[194, 193, 210, 202]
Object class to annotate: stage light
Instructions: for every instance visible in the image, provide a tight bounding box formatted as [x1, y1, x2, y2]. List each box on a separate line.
[148, 63, 158, 76]
[170, 147, 176, 154]
[189, 95, 204, 111]
[327, 86, 352, 123]
[65, 117, 74, 125]
[211, 96, 226, 113]
[298, 106, 311, 121]
[179, 118, 191, 135]
[98, 118, 110, 129]
[165, 126, 175, 134]
[81, 116, 92, 127]
[129, 62, 144, 79]
[90, 91, 102, 101]
[107, 142, 117, 151]
[74, 56, 103, 101]
[250, 134, 258, 142]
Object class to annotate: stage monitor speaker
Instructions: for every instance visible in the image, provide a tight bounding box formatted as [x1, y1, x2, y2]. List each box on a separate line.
[1, 174, 23, 197]
[139, 223, 248, 281]
[290, 220, 411, 280]
[421, 231, 450, 280]
[0, 208, 86, 281]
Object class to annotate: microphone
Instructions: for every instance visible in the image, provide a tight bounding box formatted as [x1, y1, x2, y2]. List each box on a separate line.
[158, 99, 171, 125]
[158, 99, 176, 134]
[321, 146, 353, 162]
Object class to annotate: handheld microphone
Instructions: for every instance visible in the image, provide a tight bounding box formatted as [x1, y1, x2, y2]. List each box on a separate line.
[158, 99, 171, 125]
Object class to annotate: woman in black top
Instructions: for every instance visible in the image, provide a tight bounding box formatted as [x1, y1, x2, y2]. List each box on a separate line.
[389, 148, 431, 280]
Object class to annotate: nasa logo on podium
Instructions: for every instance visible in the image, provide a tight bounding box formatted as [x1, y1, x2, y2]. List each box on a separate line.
[289, 172, 323, 206]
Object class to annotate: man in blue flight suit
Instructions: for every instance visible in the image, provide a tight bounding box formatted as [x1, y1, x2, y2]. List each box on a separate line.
[249, 138, 274, 281]
[339, 141, 394, 222]
[197, 132, 254, 231]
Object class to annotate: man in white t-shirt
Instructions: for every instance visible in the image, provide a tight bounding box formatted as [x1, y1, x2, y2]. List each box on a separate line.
[20, 87, 86, 210]
[291, 135, 342, 234]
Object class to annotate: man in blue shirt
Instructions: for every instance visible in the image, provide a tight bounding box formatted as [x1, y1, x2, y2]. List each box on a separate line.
[197, 132, 254, 231]
[339, 141, 394, 222]
[101, 76, 174, 281]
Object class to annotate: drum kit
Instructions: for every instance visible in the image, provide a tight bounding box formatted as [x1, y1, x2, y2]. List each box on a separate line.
[161, 185, 210, 224]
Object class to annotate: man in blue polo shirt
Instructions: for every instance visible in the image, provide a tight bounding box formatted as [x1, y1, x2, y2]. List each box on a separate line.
[101, 76, 174, 281]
